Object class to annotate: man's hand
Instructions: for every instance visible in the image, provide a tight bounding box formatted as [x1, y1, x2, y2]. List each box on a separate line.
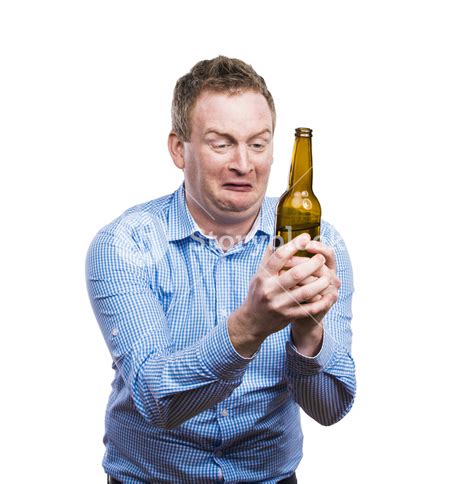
[284, 240, 341, 356]
[228, 233, 334, 357]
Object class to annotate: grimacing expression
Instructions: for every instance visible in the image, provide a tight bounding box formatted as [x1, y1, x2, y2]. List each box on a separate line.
[177, 90, 274, 225]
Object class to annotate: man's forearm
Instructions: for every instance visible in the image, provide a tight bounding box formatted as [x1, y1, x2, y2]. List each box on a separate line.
[135, 320, 254, 429]
[285, 330, 356, 426]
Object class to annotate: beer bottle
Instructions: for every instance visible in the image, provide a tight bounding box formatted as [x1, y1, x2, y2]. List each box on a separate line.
[274, 127, 321, 257]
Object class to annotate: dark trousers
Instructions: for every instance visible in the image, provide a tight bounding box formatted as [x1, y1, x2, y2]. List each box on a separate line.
[108, 472, 297, 483]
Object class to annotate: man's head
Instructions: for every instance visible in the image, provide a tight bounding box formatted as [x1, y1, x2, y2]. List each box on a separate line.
[168, 56, 275, 237]
[171, 55, 276, 142]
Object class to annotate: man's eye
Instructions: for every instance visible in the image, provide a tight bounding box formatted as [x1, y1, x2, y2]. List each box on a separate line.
[251, 143, 265, 151]
[212, 143, 231, 150]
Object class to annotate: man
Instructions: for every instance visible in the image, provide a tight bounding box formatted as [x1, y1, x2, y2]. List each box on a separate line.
[86, 56, 355, 483]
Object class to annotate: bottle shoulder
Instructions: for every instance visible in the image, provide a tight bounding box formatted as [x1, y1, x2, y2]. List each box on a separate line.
[277, 189, 321, 211]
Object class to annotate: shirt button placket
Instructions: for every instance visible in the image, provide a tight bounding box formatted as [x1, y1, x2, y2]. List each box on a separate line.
[215, 255, 228, 323]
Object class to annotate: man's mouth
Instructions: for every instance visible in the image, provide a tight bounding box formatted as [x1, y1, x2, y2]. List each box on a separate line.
[223, 183, 253, 192]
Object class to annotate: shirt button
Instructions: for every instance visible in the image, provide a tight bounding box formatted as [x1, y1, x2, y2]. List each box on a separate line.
[215, 450, 222, 457]
[221, 408, 228, 417]
[111, 328, 119, 337]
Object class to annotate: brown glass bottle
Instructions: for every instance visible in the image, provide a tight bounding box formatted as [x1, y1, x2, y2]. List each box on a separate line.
[274, 127, 321, 257]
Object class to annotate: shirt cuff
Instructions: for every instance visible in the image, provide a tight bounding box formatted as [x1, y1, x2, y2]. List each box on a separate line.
[199, 318, 254, 381]
[286, 327, 337, 376]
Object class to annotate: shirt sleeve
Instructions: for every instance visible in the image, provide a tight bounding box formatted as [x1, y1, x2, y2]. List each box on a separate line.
[86, 225, 253, 430]
[285, 222, 356, 426]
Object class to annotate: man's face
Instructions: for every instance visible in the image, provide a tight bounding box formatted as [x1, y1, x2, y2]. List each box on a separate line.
[177, 90, 274, 227]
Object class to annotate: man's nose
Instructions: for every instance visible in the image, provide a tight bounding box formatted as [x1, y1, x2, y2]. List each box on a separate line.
[229, 145, 253, 175]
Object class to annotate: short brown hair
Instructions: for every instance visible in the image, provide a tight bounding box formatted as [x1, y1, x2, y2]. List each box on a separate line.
[171, 55, 276, 141]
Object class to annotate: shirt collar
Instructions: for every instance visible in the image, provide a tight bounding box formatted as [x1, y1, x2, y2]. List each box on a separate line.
[166, 184, 199, 241]
[258, 196, 277, 238]
[166, 183, 276, 242]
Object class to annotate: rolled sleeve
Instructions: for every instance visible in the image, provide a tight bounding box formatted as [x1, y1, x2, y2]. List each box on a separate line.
[199, 318, 255, 381]
[286, 328, 337, 376]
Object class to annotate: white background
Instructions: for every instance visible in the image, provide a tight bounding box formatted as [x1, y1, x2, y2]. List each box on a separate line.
[1, 1, 473, 482]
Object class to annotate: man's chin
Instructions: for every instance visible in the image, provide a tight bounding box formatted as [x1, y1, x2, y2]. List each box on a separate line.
[218, 194, 261, 213]
[219, 201, 253, 213]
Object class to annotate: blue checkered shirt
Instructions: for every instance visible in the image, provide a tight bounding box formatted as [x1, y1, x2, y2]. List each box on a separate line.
[86, 184, 356, 483]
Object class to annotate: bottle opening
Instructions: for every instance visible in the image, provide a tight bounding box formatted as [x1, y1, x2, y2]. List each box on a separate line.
[295, 127, 312, 137]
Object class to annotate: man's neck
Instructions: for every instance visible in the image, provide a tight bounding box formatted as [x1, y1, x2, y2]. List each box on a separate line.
[185, 197, 260, 252]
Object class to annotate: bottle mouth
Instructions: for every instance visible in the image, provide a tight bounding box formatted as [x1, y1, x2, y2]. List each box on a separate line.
[295, 127, 312, 137]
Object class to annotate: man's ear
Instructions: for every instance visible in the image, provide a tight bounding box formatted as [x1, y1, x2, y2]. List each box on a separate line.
[168, 132, 185, 169]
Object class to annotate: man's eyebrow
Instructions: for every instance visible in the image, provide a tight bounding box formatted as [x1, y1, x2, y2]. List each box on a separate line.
[250, 129, 272, 138]
[203, 128, 272, 138]
[203, 129, 232, 137]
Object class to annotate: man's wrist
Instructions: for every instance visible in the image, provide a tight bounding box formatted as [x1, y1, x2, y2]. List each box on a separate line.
[228, 307, 265, 358]
[290, 320, 324, 357]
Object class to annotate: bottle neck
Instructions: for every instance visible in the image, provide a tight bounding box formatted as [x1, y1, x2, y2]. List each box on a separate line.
[287, 135, 313, 193]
